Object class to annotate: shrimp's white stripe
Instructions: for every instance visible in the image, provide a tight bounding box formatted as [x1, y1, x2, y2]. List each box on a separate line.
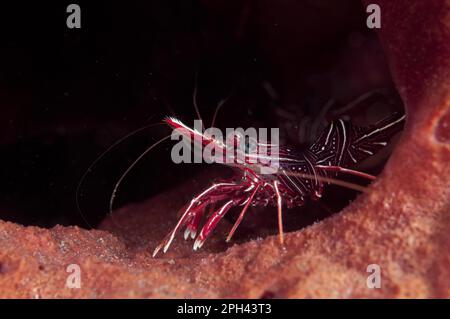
[355, 115, 405, 143]
[347, 149, 357, 163]
[325, 122, 334, 145]
[282, 170, 305, 195]
[357, 148, 374, 155]
[303, 152, 318, 186]
[244, 184, 255, 192]
[338, 119, 347, 165]
[316, 154, 334, 164]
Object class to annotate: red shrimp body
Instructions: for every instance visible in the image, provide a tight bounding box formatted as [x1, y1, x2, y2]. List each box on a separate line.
[153, 114, 405, 256]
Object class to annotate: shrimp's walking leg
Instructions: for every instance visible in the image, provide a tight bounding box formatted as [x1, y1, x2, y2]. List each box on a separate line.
[193, 200, 236, 250]
[183, 201, 208, 240]
[153, 182, 237, 257]
[315, 165, 376, 181]
[273, 180, 284, 245]
[183, 194, 229, 240]
[226, 183, 260, 242]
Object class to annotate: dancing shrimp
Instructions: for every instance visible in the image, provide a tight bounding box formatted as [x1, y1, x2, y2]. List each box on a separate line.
[152, 113, 405, 256]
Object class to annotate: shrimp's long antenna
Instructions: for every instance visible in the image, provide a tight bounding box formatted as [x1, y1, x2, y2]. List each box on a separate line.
[211, 98, 227, 129]
[109, 134, 172, 215]
[212, 90, 236, 128]
[315, 165, 376, 181]
[331, 88, 387, 116]
[282, 170, 370, 193]
[75, 122, 164, 228]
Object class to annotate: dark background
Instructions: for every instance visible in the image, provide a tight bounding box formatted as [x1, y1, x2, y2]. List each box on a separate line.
[0, 1, 400, 228]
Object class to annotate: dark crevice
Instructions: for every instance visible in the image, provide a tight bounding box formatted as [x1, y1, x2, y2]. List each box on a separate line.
[0, 1, 404, 233]
[259, 290, 277, 299]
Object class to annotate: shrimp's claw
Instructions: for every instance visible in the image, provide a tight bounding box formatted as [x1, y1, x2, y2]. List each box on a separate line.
[151, 208, 193, 257]
[192, 200, 236, 251]
[152, 232, 175, 258]
[152, 182, 251, 257]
